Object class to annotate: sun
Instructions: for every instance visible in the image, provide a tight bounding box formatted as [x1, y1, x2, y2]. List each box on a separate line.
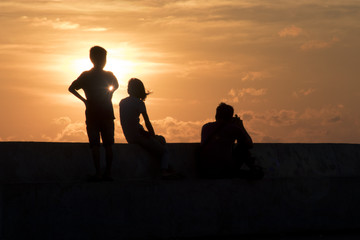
[72, 57, 135, 85]
[104, 58, 134, 83]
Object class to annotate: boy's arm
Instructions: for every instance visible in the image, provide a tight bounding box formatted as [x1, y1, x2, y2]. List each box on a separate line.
[107, 74, 119, 97]
[113, 76, 119, 91]
[109, 73, 119, 92]
[68, 83, 87, 105]
[142, 111, 155, 136]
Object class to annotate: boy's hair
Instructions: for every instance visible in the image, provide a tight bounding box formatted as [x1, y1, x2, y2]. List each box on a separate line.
[89, 46, 107, 67]
[215, 102, 234, 121]
[127, 78, 150, 101]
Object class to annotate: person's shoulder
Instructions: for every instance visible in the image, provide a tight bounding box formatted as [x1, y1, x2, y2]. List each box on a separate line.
[202, 121, 216, 129]
[120, 96, 130, 104]
[77, 70, 91, 78]
[103, 70, 114, 74]
[120, 96, 142, 104]
[102, 70, 117, 78]
[73, 70, 91, 84]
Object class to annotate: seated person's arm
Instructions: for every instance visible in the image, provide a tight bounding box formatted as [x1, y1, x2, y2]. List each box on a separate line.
[142, 111, 155, 136]
[234, 117, 253, 148]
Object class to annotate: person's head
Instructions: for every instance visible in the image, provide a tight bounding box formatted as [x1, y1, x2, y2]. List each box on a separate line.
[89, 46, 107, 69]
[215, 102, 234, 122]
[127, 78, 150, 101]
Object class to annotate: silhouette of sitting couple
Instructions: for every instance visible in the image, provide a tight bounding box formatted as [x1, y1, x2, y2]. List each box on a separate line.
[69, 46, 263, 182]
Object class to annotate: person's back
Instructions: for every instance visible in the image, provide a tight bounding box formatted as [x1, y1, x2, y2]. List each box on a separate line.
[119, 95, 146, 143]
[200, 120, 251, 177]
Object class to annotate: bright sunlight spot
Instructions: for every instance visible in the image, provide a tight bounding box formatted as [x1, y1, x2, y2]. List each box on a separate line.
[72, 57, 135, 85]
[104, 58, 135, 83]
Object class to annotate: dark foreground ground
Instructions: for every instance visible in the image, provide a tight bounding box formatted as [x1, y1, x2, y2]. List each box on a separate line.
[178, 232, 360, 240]
[2, 142, 360, 240]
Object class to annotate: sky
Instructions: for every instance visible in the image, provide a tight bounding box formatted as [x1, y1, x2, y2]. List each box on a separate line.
[1, 0, 360, 143]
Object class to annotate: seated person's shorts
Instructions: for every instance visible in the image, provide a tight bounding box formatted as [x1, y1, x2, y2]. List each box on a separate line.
[86, 118, 114, 147]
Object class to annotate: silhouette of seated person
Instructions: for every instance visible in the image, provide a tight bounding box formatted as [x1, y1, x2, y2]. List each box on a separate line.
[198, 102, 263, 179]
[119, 78, 180, 180]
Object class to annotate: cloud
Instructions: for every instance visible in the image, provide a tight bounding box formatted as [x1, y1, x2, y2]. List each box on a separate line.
[151, 117, 208, 143]
[47, 116, 206, 143]
[241, 71, 264, 81]
[223, 88, 267, 103]
[26, 103, 357, 144]
[50, 117, 87, 142]
[278, 25, 303, 37]
[237, 88, 267, 97]
[177, 61, 235, 78]
[83, 28, 108, 32]
[268, 109, 299, 126]
[292, 88, 316, 98]
[243, 109, 298, 127]
[301, 37, 339, 50]
[53, 116, 72, 125]
[235, 105, 347, 143]
[300, 105, 344, 125]
[21, 16, 79, 30]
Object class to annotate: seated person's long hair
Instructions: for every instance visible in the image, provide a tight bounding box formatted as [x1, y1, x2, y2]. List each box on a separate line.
[127, 78, 151, 101]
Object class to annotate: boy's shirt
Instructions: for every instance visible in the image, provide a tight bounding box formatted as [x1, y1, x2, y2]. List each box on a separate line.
[70, 68, 118, 121]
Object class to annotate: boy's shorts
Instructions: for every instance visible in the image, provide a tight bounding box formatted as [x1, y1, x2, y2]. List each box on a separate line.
[86, 119, 114, 148]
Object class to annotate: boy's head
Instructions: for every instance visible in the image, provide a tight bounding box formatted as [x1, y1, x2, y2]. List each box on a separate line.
[215, 102, 234, 122]
[90, 46, 107, 69]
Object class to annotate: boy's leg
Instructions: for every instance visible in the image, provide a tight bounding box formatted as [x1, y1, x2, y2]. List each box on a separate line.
[86, 120, 102, 180]
[101, 120, 115, 179]
[104, 145, 113, 177]
[91, 146, 101, 178]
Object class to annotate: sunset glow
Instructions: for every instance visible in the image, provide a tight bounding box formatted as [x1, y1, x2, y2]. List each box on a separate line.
[1, 0, 360, 143]
[72, 56, 135, 85]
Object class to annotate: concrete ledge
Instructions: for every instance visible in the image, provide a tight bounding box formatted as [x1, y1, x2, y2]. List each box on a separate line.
[0, 142, 200, 183]
[1, 142, 360, 183]
[1, 142, 360, 239]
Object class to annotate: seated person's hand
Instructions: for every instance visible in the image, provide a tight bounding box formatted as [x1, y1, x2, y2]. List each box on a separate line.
[232, 114, 243, 126]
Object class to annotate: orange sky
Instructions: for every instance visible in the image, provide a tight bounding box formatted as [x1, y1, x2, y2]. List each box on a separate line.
[1, 0, 360, 143]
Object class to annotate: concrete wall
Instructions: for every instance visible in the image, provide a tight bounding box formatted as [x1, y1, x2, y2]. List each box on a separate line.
[2, 142, 359, 183]
[1, 142, 360, 239]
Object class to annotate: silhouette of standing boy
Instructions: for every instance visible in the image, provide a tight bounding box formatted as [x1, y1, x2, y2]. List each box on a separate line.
[69, 46, 119, 181]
